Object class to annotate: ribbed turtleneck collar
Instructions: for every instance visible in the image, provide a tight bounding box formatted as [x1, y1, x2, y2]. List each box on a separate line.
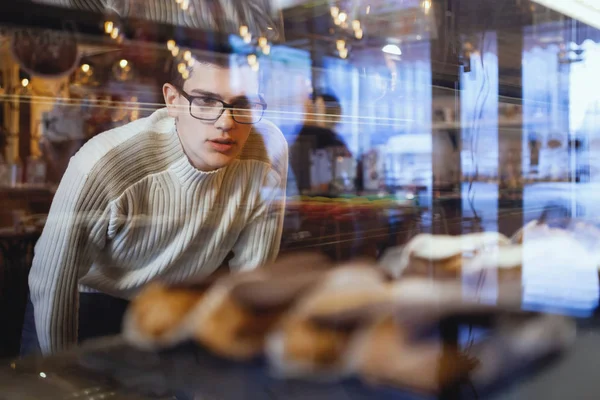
[167, 122, 227, 186]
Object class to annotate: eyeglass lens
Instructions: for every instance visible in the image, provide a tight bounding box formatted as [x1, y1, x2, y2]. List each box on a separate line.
[190, 97, 264, 123]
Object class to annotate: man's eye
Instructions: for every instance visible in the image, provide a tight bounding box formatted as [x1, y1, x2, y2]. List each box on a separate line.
[193, 97, 221, 107]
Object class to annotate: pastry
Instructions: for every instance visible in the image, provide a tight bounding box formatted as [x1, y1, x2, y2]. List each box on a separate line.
[464, 244, 523, 281]
[192, 283, 285, 360]
[272, 316, 357, 376]
[123, 283, 207, 349]
[358, 313, 575, 394]
[356, 316, 477, 393]
[124, 252, 334, 354]
[386, 278, 522, 332]
[390, 232, 510, 279]
[356, 281, 551, 394]
[266, 265, 392, 378]
[191, 253, 336, 360]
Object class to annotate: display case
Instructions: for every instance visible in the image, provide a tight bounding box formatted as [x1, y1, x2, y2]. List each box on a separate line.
[2, 0, 600, 399]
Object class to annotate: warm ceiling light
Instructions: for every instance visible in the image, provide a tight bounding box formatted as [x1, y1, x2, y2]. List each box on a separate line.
[243, 33, 252, 44]
[187, 57, 196, 67]
[251, 63, 259, 72]
[119, 59, 128, 68]
[352, 20, 361, 30]
[182, 70, 190, 80]
[176, 0, 183, 3]
[181, 0, 189, 10]
[330, 6, 340, 18]
[171, 46, 180, 57]
[110, 27, 119, 39]
[262, 44, 271, 55]
[382, 44, 402, 55]
[247, 54, 257, 66]
[167, 40, 176, 50]
[336, 39, 346, 51]
[81, 64, 90, 73]
[178, 63, 187, 73]
[104, 21, 114, 34]
[183, 50, 192, 61]
[338, 12, 347, 22]
[239, 25, 249, 37]
[21, 78, 29, 87]
[339, 48, 348, 59]
[355, 28, 363, 39]
[258, 37, 268, 47]
[422, 0, 432, 12]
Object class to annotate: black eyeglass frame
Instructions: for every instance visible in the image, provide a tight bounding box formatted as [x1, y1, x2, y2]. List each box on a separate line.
[173, 86, 267, 125]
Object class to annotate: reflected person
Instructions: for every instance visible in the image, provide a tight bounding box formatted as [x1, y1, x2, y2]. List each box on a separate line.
[288, 92, 350, 194]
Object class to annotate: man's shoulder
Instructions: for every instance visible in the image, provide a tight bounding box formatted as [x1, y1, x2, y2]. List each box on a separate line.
[239, 119, 288, 178]
[71, 109, 176, 175]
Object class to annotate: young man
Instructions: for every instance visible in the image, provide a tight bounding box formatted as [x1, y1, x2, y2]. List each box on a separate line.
[26, 51, 288, 355]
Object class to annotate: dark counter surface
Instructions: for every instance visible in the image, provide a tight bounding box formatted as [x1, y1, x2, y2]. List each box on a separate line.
[1, 315, 598, 400]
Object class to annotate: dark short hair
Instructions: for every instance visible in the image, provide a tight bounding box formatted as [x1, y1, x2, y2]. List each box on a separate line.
[313, 92, 342, 115]
[166, 50, 266, 95]
[167, 50, 229, 87]
[166, 49, 258, 88]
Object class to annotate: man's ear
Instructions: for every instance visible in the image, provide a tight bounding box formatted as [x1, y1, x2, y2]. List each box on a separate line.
[163, 83, 180, 118]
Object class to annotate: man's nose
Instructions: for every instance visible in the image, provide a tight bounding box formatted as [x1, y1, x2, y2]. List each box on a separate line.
[215, 108, 235, 131]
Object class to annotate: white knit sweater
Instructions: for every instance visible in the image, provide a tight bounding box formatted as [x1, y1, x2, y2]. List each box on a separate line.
[29, 108, 288, 354]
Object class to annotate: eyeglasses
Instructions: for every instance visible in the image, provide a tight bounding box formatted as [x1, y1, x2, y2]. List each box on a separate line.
[174, 86, 267, 125]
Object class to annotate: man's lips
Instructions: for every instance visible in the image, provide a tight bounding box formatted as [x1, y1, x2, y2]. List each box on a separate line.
[208, 138, 236, 152]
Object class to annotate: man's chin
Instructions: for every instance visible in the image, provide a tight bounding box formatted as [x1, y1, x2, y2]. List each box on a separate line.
[205, 154, 235, 171]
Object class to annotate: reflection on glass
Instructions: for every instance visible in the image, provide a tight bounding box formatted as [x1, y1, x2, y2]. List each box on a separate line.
[460, 32, 499, 232]
[523, 23, 570, 182]
[352, 40, 432, 190]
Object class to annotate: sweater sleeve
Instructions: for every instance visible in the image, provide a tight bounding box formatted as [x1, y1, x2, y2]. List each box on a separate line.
[29, 156, 110, 354]
[229, 166, 287, 271]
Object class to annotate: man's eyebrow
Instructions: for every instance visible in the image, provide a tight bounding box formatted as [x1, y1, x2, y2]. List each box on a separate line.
[189, 90, 261, 103]
[189, 89, 223, 99]
[231, 94, 262, 103]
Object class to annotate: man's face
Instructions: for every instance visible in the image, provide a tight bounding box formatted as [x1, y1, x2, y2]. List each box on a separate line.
[163, 61, 259, 171]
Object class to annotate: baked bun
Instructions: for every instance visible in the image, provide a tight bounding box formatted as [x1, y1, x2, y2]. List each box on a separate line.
[269, 315, 358, 379]
[192, 282, 284, 360]
[191, 253, 336, 360]
[387, 279, 522, 332]
[266, 265, 391, 378]
[123, 283, 207, 349]
[356, 316, 477, 393]
[389, 232, 510, 279]
[358, 313, 576, 394]
[464, 244, 523, 281]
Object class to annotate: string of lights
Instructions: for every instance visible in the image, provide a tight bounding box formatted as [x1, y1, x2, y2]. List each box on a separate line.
[329, 2, 364, 59]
